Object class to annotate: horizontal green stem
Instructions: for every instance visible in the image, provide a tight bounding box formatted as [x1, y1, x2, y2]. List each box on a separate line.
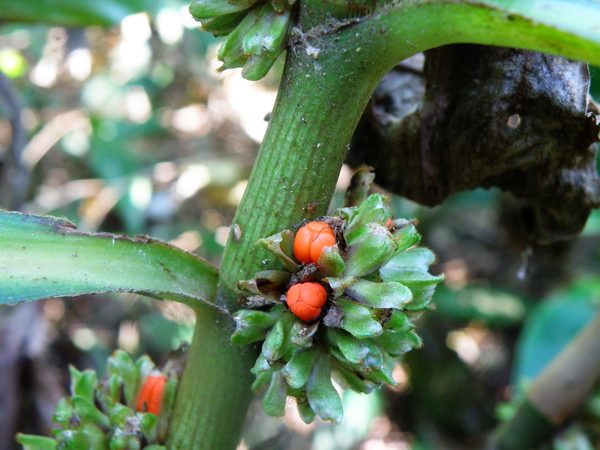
[0, 211, 219, 308]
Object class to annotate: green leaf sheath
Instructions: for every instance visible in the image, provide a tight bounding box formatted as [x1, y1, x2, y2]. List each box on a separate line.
[0, 211, 219, 309]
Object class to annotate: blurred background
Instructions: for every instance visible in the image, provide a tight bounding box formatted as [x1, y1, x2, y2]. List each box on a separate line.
[0, 2, 600, 449]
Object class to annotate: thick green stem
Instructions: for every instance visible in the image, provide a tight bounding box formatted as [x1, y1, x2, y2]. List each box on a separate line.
[216, 49, 388, 303]
[165, 22, 373, 450]
[167, 12, 393, 450]
[166, 307, 256, 449]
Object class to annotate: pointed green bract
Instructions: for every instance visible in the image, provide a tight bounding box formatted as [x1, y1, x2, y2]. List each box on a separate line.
[325, 276, 358, 298]
[306, 354, 343, 425]
[290, 319, 320, 348]
[374, 329, 423, 356]
[106, 402, 134, 428]
[199, 10, 247, 36]
[345, 279, 413, 309]
[282, 347, 320, 389]
[327, 328, 383, 369]
[338, 297, 383, 339]
[236, 270, 291, 303]
[380, 248, 444, 310]
[52, 398, 74, 429]
[16, 434, 58, 450]
[261, 311, 297, 361]
[384, 310, 415, 333]
[190, 0, 295, 81]
[382, 247, 438, 273]
[263, 371, 288, 417]
[318, 244, 346, 277]
[107, 350, 139, 408]
[256, 229, 299, 272]
[231, 306, 285, 345]
[341, 194, 392, 236]
[189, 0, 258, 19]
[216, 5, 262, 68]
[334, 364, 378, 394]
[251, 352, 271, 378]
[343, 224, 397, 277]
[69, 367, 98, 403]
[393, 221, 422, 252]
[296, 398, 317, 424]
[241, 4, 290, 80]
[71, 396, 111, 430]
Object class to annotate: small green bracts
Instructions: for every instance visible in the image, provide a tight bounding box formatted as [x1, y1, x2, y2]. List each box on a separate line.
[189, 0, 296, 80]
[17, 351, 178, 450]
[232, 193, 444, 424]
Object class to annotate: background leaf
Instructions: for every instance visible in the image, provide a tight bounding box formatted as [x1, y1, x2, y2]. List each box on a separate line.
[511, 280, 600, 388]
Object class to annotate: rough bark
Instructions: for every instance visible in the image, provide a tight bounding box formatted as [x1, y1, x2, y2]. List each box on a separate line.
[349, 44, 600, 243]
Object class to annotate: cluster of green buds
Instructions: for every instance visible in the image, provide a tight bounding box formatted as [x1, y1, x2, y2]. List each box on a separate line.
[189, 0, 297, 80]
[17, 351, 178, 450]
[232, 192, 444, 424]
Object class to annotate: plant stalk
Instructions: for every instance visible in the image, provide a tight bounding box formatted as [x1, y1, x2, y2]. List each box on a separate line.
[167, 0, 600, 447]
[166, 16, 385, 450]
[166, 306, 256, 449]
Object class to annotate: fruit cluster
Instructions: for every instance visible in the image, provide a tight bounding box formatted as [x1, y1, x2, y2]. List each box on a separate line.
[17, 351, 178, 449]
[189, 0, 296, 80]
[232, 193, 444, 423]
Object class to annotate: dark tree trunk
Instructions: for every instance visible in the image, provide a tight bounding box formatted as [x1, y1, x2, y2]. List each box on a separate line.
[349, 44, 600, 243]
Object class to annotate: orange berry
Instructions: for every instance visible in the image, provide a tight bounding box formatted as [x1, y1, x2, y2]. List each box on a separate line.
[286, 282, 328, 321]
[293, 222, 337, 265]
[136, 375, 166, 416]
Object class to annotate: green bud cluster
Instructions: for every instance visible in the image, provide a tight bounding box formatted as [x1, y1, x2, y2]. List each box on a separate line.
[17, 351, 178, 450]
[232, 192, 444, 424]
[189, 0, 296, 80]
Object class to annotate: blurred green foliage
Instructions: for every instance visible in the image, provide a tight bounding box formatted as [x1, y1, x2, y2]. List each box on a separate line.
[512, 279, 600, 385]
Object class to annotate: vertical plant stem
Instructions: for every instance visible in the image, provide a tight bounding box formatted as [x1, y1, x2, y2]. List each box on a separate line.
[167, 11, 394, 450]
[166, 0, 600, 446]
[166, 306, 257, 449]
